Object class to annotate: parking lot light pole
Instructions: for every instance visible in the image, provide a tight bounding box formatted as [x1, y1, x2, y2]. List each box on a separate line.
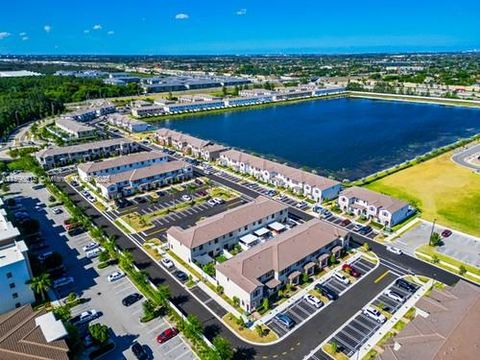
[428, 218, 437, 246]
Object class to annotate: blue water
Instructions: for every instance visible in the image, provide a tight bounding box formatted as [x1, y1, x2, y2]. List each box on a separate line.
[154, 98, 480, 180]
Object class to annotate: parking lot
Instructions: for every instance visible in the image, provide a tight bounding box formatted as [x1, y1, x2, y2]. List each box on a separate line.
[266, 257, 377, 337]
[328, 279, 419, 357]
[8, 174, 196, 360]
[323, 213, 378, 239]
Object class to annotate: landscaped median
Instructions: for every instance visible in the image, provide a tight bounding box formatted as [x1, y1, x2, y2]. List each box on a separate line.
[415, 244, 480, 284]
[222, 313, 278, 343]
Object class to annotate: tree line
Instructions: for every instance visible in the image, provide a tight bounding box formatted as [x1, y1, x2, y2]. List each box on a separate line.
[0, 75, 140, 139]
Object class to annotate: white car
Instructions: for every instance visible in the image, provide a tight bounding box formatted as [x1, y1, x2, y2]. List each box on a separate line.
[363, 306, 387, 323]
[75, 310, 99, 325]
[181, 194, 192, 201]
[52, 208, 63, 215]
[82, 242, 99, 252]
[384, 289, 405, 303]
[161, 258, 175, 269]
[207, 199, 218, 206]
[213, 197, 224, 205]
[53, 276, 74, 289]
[333, 272, 351, 285]
[386, 246, 403, 255]
[304, 294, 324, 308]
[86, 247, 104, 259]
[107, 271, 125, 282]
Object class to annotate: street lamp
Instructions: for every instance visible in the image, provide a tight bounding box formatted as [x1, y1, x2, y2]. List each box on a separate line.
[428, 218, 437, 246]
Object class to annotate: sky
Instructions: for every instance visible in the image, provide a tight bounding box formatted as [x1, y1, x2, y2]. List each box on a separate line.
[1, 0, 479, 55]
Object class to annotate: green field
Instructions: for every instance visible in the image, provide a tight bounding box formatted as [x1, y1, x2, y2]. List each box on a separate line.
[366, 148, 480, 237]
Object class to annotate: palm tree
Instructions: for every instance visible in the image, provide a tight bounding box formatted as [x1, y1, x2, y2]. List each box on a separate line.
[28, 272, 51, 302]
[155, 285, 171, 309]
[119, 250, 134, 271]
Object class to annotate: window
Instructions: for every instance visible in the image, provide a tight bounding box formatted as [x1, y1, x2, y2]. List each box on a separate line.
[12, 293, 18, 299]
[6, 272, 12, 279]
[9, 283, 15, 289]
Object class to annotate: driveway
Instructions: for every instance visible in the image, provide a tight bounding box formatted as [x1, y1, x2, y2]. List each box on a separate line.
[391, 220, 480, 268]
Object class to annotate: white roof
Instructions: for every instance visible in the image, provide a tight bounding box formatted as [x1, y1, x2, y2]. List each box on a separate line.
[268, 222, 286, 232]
[239, 234, 259, 245]
[0, 241, 27, 267]
[254, 227, 270, 237]
[0, 208, 20, 243]
[35, 312, 68, 342]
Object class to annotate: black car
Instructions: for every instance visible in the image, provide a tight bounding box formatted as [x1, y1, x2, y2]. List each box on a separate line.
[395, 279, 416, 292]
[359, 226, 373, 235]
[67, 227, 85, 237]
[174, 270, 188, 282]
[122, 293, 143, 306]
[131, 342, 148, 360]
[315, 284, 338, 300]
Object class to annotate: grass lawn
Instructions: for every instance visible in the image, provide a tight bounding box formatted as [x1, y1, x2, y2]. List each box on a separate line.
[366, 148, 480, 237]
[416, 244, 480, 277]
[222, 313, 278, 343]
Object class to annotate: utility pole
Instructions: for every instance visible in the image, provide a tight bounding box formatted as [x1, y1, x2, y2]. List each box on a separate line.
[429, 218, 437, 246]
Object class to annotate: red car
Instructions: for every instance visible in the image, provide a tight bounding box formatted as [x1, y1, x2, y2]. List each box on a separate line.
[441, 229, 452, 238]
[342, 264, 361, 278]
[340, 219, 351, 227]
[156, 327, 178, 344]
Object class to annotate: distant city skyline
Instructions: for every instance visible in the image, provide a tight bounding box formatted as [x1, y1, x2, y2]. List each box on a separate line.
[1, 0, 479, 55]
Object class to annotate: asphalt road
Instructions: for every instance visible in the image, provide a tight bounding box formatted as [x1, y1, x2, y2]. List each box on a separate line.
[451, 143, 480, 170]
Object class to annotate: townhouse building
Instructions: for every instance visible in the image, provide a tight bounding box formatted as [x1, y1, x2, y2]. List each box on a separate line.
[163, 100, 226, 113]
[107, 114, 151, 132]
[55, 118, 96, 139]
[0, 199, 35, 314]
[216, 219, 349, 312]
[77, 151, 168, 181]
[167, 197, 288, 265]
[131, 105, 165, 118]
[62, 109, 97, 122]
[97, 160, 192, 199]
[338, 186, 413, 227]
[224, 96, 273, 107]
[35, 138, 139, 168]
[219, 149, 341, 202]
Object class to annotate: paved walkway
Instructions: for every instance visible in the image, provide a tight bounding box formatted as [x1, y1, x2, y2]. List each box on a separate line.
[451, 143, 480, 171]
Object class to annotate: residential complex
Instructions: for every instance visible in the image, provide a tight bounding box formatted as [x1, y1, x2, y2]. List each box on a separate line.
[216, 219, 349, 311]
[338, 186, 413, 227]
[219, 149, 341, 202]
[77, 151, 168, 181]
[0, 199, 35, 314]
[35, 138, 139, 168]
[139, 75, 250, 93]
[155, 128, 228, 160]
[167, 196, 288, 266]
[55, 118, 96, 139]
[61, 102, 116, 122]
[96, 160, 192, 199]
[0, 305, 69, 359]
[107, 113, 151, 132]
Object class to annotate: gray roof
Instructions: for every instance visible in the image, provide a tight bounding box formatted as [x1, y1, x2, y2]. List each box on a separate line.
[221, 149, 340, 190]
[167, 196, 287, 249]
[55, 118, 95, 133]
[340, 186, 409, 213]
[156, 128, 213, 149]
[216, 219, 347, 293]
[78, 151, 166, 174]
[36, 138, 134, 158]
[102, 160, 190, 186]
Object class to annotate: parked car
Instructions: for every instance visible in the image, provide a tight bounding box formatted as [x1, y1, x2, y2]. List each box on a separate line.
[353, 224, 363, 232]
[207, 199, 218, 206]
[134, 196, 146, 204]
[396, 279, 416, 292]
[359, 226, 373, 235]
[38, 251, 54, 262]
[86, 247, 104, 259]
[340, 219, 351, 226]
[304, 294, 324, 309]
[73, 310, 99, 325]
[342, 264, 361, 278]
[156, 327, 179, 343]
[386, 246, 403, 255]
[70, 180, 79, 187]
[131, 341, 148, 360]
[197, 190, 208, 197]
[384, 289, 405, 303]
[321, 210, 332, 218]
[333, 272, 351, 285]
[52, 208, 63, 215]
[107, 271, 125, 282]
[122, 293, 143, 307]
[82, 242, 99, 252]
[67, 227, 85, 236]
[161, 258, 175, 269]
[312, 205, 324, 214]
[181, 194, 192, 201]
[213, 197, 224, 205]
[441, 229, 452, 238]
[275, 313, 296, 329]
[174, 270, 188, 282]
[315, 284, 338, 300]
[52, 276, 74, 289]
[362, 306, 386, 323]
[296, 201, 308, 209]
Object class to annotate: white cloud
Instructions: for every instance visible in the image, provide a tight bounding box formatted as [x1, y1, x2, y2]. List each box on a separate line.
[0, 32, 11, 40]
[22, 36, 29, 41]
[93, 24, 102, 30]
[44, 25, 52, 33]
[83, 29, 90, 34]
[19, 32, 27, 37]
[107, 30, 115, 35]
[236, 8, 247, 16]
[175, 13, 189, 20]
